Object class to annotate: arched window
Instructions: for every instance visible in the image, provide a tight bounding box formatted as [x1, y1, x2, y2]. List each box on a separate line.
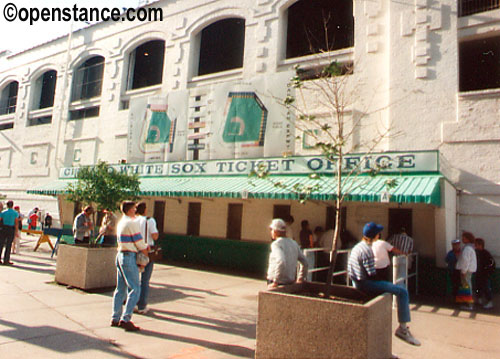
[71, 56, 105, 101]
[198, 18, 245, 76]
[34, 70, 57, 109]
[0, 81, 19, 115]
[128, 40, 165, 90]
[285, 0, 354, 59]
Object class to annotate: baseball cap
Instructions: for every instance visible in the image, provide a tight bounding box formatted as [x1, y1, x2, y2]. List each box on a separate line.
[363, 222, 384, 239]
[452, 239, 461, 244]
[269, 218, 287, 232]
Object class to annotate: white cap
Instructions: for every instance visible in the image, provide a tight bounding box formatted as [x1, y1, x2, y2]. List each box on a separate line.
[269, 218, 286, 231]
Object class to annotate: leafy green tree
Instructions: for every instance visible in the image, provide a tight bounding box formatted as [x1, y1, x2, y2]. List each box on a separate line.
[66, 161, 140, 241]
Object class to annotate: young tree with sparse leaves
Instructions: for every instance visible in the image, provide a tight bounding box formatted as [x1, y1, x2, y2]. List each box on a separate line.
[253, 58, 398, 296]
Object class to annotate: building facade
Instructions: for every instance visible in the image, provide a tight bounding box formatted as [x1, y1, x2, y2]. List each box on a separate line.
[0, 1, 499, 287]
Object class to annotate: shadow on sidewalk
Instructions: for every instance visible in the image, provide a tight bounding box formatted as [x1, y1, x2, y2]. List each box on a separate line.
[411, 294, 499, 318]
[146, 282, 226, 304]
[151, 308, 256, 339]
[138, 328, 255, 358]
[0, 318, 137, 358]
[3, 259, 55, 275]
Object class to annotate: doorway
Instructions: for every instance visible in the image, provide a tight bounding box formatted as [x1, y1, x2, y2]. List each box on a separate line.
[388, 208, 413, 237]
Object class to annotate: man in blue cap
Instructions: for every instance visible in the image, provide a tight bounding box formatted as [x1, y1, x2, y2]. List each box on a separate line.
[348, 222, 420, 346]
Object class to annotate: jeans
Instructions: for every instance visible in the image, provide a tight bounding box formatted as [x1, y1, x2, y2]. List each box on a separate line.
[137, 260, 154, 310]
[112, 252, 141, 322]
[0, 226, 15, 263]
[353, 279, 411, 323]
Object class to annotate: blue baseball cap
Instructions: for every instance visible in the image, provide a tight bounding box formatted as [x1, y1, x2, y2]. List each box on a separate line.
[363, 222, 384, 239]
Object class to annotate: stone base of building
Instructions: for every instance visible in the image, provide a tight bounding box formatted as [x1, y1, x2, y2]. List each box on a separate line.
[55, 244, 117, 290]
[256, 282, 392, 359]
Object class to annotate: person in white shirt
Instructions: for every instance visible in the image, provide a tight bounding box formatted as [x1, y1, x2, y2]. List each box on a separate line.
[456, 231, 477, 310]
[372, 238, 404, 281]
[111, 201, 148, 331]
[267, 218, 308, 288]
[134, 202, 159, 314]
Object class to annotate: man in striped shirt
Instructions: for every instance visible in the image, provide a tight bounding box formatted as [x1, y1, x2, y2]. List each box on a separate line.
[111, 201, 149, 332]
[388, 227, 414, 254]
[348, 222, 420, 346]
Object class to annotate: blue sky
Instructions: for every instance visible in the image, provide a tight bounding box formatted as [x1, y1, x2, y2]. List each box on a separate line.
[0, 0, 146, 53]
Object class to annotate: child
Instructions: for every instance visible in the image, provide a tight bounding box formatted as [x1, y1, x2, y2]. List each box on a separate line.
[475, 238, 496, 309]
[445, 239, 461, 300]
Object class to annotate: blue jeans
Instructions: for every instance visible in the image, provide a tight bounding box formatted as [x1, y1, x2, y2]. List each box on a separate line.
[112, 252, 141, 322]
[137, 261, 154, 310]
[353, 279, 411, 323]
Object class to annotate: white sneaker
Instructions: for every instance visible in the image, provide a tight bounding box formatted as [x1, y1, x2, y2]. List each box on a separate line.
[395, 326, 421, 346]
[483, 301, 494, 309]
[137, 306, 150, 314]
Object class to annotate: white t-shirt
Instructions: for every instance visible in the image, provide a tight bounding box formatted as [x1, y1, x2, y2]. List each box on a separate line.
[372, 240, 393, 269]
[136, 215, 159, 247]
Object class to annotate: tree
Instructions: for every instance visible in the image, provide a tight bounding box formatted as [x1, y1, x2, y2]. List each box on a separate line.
[66, 161, 141, 241]
[253, 59, 399, 297]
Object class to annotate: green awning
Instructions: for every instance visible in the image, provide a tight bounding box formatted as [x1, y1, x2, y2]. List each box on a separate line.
[27, 175, 442, 206]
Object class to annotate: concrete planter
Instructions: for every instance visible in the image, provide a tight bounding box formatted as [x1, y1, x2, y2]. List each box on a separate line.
[256, 282, 392, 359]
[55, 244, 117, 290]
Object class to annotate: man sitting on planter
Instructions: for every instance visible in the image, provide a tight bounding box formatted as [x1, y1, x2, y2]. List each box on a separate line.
[267, 218, 308, 288]
[111, 201, 149, 332]
[347, 222, 421, 346]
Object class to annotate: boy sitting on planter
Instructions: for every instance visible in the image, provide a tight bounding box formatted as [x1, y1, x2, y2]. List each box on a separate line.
[347, 222, 421, 346]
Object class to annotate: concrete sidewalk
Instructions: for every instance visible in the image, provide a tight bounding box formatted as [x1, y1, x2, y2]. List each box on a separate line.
[1, 234, 499, 359]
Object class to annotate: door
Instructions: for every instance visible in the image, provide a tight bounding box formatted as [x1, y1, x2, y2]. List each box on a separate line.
[187, 202, 201, 236]
[388, 209, 413, 237]
[273, 204, 291, 221]
[226, 203, 243, 240]
[153, 201, 165, 234]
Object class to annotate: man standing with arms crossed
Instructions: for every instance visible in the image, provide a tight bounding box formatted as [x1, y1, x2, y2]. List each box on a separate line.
[111, 201, 148, 331]
[134, 202, 159, 314]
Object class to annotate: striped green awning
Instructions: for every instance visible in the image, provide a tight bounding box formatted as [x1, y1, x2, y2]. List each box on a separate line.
[27, 175, 442, 206]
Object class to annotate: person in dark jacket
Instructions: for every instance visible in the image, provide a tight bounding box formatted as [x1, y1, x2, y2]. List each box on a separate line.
[445, 239, 462, 300]
[474, 238, 496, 309]
[44, 213, 52, 229]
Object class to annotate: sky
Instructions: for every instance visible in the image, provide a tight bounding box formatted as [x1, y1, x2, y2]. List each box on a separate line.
[0, 0, 147, 54]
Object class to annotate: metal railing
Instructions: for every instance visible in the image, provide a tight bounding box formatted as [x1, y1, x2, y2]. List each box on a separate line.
[304, 248, 351, 285]
[392, 253, 419, 307]
[304, 249, 418, 297]
[459, 0, 500, 17]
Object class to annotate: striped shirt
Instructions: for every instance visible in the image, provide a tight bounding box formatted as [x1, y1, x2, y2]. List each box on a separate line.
[388, 233, 414, 254]
[116, 215, 147, 253]
[348, 241, 376, 281]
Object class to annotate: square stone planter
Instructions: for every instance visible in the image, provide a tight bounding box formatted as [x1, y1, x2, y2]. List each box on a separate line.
[55, 244, 117, 290]
[256, 282, 392, 359]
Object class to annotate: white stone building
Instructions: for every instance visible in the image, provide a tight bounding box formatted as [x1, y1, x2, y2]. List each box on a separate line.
[0, 0, 499, 288]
